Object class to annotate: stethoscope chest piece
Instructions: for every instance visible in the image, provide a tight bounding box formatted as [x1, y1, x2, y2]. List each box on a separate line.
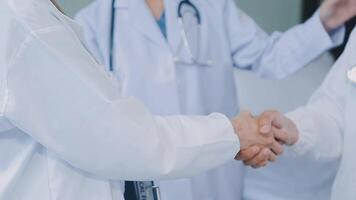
[347, 65, 356, 83]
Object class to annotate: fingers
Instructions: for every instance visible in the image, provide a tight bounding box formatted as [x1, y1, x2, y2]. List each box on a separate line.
[235, 146, 261, 161]
[258, 110, 282, 134]
[243, 148, 271, 167]
[240, 110, 254, 118]
[272, 127, 290, 145]
[242, 143, 281, 168]
[252, 160, 268, 169]
[239, 115, 288, 169]
[270, 139, 284, 156]
[268, 152, 277, 162]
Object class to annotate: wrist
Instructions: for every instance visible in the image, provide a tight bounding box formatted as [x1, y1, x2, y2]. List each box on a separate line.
[230, 117, 241, 140]
[319, 5, 344, 32]
[320, 11, 334, 32]
[231, 115, 249, 149]
[285, 118, 300, 145]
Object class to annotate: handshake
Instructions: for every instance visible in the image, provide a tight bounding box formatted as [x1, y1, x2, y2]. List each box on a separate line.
[231, 110, 299, 168]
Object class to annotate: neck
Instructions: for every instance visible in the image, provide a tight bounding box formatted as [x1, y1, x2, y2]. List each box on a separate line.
[146, 0, 164, 20]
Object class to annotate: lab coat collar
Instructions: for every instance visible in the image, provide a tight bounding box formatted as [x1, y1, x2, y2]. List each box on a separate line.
[113, 0, 180, 53]
[128, 0, 169, 49]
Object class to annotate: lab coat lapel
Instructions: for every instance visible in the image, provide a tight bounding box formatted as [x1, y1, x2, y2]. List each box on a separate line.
[129, 0, 168, 49]
[93, 0, 113, 68]
[165, 0, 181, 56]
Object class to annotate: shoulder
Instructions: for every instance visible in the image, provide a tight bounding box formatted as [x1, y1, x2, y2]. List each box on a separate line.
[7, 0, 63, 31]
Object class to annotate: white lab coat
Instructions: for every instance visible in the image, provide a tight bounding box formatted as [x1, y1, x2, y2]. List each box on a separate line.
[75, 0, 344, 199]
[0, 0, 241, 199]
[285, 27, 356, 200]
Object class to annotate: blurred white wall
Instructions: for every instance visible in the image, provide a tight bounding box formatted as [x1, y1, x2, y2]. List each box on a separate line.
[59, 0, 332, 113]
[237, 0, 302, 32]
[58, 0, 92, 17]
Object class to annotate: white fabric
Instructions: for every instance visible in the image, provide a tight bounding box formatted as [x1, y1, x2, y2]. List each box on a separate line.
[243, 54, 340, 200]
[0, 0, 241, 199]
[286, 27, 356, 200]
[75, 0, 345, 199]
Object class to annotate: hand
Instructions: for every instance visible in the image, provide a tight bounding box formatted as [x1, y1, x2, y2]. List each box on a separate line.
[231, 111, 274, 150]
[236, 146, 280, 168]
[259, 110, 299, 145]
[231, 111, 284, 168]
[238, 110, 299, 168]
[320, 0, 356, 32]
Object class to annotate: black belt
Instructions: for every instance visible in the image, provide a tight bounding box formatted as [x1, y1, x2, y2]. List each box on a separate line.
[124, 181, 161, 200]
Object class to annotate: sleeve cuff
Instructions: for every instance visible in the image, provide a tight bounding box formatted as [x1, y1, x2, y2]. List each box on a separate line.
[215, 113, 241, 155]
[304, 10, 345, 52]
[329, 25, 346, 47]
[285, 109, 316, 156]
[303, 10, 345, 52]
[164, 113, 241, 159]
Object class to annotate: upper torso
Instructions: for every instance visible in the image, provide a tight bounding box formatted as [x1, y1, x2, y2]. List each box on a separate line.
[107, 0, 239, 117]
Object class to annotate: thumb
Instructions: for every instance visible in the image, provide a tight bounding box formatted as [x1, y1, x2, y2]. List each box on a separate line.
[258, 111, 277, 134]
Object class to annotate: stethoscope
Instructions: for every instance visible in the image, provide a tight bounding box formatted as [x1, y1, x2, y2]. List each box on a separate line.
[108, 0, 211, 72]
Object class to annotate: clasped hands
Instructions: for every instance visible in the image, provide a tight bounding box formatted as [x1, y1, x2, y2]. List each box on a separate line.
[231, 110, 299, 168]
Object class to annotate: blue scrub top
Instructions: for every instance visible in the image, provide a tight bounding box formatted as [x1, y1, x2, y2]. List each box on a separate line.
[156, 12, 167, 38]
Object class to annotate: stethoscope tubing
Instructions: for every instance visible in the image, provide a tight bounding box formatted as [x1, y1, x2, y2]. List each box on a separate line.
[109, 0, 116, 71]
[109, 0, 202, 72]
[178, 0, 201, 24]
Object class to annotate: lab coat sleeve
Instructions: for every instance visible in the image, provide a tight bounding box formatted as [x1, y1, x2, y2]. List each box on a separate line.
[284, 29, 356, 160]
[225, 0, 345, 79]
[4, 25, 240, 181]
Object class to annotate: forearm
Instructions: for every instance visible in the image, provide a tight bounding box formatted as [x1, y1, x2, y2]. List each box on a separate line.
[250, 11, 344, 79]
[5, 29, 240, 181]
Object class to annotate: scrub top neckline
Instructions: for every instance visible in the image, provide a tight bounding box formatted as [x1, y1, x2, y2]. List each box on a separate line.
[156, 12, 167, 39]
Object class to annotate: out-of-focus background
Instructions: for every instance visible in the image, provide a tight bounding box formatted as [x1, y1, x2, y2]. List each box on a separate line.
[58, 0, 348, 113]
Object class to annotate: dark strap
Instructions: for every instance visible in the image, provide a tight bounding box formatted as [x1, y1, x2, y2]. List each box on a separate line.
[124, 181, 138, 200]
